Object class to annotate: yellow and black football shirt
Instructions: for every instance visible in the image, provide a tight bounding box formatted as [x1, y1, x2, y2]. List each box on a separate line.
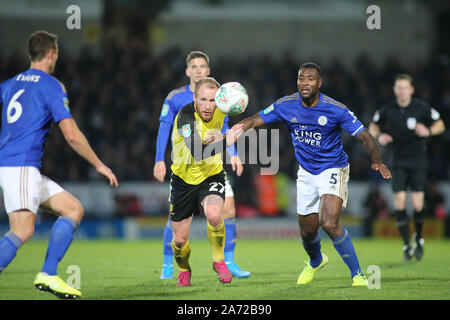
[171, 103, 226, 185]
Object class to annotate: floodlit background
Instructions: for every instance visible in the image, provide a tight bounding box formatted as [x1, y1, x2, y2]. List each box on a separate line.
[0, 0, 449, 240]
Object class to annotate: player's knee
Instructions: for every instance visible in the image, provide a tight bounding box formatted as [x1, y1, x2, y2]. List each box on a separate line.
[64, 199, 84, 223]
[411, 199, 424, 212]
[319, 218, 339, 236]
[14, 225, 35, 243]
[207, 214, 222, 228]
[205, 206, 222, 226]
[299, 228, 318, 242]
[173, 235, 188, 248]
[394, 196, 406, 211]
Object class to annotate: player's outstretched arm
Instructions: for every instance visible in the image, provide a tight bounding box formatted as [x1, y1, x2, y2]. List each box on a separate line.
[202, 124, 244, 146]
[356, 129, 392, 180]
[204, 113, 264, 145]
[59, 118, 119, 187]
[238, 113, 265, 132]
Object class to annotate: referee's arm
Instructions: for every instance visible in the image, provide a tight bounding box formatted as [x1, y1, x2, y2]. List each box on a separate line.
[368, 122, 380, 138]
[368, 122, 393, 146]
[415, 119, 445, 137]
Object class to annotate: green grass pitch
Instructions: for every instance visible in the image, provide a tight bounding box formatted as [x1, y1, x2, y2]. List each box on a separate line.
[1, 238, 449, 300]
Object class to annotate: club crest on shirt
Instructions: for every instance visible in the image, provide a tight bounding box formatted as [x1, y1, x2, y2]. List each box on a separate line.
[407, 117, 416, 130]
[182, 124, 191, 137]
[318, 116, 328, 126]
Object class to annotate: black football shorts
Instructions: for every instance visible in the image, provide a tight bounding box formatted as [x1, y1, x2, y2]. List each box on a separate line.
[169, 171, 226, 222]
[392, 167, 427, 192]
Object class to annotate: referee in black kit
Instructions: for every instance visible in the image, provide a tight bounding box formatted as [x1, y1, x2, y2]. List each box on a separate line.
[369, 74, 445, 261]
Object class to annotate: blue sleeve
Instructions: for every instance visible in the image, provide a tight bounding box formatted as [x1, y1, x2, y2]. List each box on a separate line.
[221, 117, 238, 157]
[0, 82, 3, 105]
[159, 97, 178, 125]
[155, 121, 172, 162]
[258, 102, 282, 124]
[46, 79, 72, 123]
[340, 108, 365, 137]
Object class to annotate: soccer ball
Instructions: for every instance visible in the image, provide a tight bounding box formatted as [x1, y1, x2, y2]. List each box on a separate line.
[215, 82, 249, 116]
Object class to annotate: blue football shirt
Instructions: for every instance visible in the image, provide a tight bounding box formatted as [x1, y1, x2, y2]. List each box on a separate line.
[259, 92, 365, 175]
[0, 68, 73, 169]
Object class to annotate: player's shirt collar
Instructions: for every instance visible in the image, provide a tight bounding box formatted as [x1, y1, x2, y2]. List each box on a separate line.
[299, 93, 323, 109]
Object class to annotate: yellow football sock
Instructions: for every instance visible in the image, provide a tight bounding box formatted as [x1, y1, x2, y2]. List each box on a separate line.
[207, 219, 225, 262]
[172, 240, 191, 272]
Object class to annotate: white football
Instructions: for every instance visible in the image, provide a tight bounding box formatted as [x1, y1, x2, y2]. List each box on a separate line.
[215, 82, 249, 116]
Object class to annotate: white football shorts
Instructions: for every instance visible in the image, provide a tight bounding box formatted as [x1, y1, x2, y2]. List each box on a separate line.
[296, 164, 349, 215]
[0, 166, 65, 214]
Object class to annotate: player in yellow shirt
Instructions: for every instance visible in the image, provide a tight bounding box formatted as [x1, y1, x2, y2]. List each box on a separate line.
[169, 77, 244, 286]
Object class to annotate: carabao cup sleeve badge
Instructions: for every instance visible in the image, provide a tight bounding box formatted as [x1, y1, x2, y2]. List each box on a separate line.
[264, 104, 274, 114]
[161, 104, 169, 117]
[63, 97, 70, 111]
[182, 124, 191, 137]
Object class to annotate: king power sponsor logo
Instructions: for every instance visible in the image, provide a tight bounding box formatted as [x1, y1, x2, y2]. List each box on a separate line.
[294, 125, 322, 146]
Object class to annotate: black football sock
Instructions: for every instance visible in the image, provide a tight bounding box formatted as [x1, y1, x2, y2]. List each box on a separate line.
[395, 210, 410, 246]
[413, 209, 425, 240]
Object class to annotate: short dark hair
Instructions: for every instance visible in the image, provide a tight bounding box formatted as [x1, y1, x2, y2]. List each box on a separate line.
[394, 74, 414, 87]
[194, 77, 220, 95]
[186, 51, 210, 67]
[28, 31, 57, 62]
[299, 62, 322, 77]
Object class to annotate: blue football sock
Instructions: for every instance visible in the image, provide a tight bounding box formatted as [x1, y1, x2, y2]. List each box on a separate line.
[332, 228, 362, 278]
[0, 232, 23, 274]
[162, 219, 173, 266]
[302, 232, 322, 268]
[224, 218, 236, 263]
[41, 217, 78, 276]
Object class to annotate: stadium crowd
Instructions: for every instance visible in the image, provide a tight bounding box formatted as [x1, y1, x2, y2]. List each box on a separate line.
[0, 39, 448, 210]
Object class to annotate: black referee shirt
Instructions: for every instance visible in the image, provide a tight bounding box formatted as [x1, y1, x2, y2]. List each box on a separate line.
[372, 98, 441, 168]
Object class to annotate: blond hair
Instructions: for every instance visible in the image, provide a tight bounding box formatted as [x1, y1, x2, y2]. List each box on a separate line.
[194, 77, 220, 95]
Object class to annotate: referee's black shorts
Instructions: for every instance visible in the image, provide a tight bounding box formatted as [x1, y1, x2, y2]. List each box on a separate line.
[169, 171, 226, 222]
[392, 167, 427, 193]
